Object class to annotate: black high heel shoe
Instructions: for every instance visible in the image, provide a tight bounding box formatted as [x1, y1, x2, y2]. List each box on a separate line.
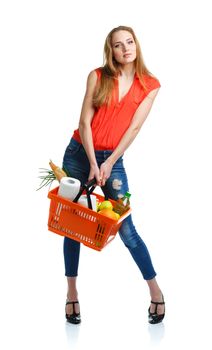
[148, 295, 165, 324]
[65, 300, 81, 324]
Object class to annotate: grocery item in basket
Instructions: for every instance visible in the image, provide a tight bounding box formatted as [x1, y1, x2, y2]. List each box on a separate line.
[113, 191, 131, 216]
[98, 200, 113, 211]
[78, 194, 97, 211]
[58, 177, 81, 201]
[49, 160, 67, 182]
[98, 208, 120, 220]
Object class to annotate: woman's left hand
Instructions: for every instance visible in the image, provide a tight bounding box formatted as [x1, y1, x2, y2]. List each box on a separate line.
[99, 159, 113, 186]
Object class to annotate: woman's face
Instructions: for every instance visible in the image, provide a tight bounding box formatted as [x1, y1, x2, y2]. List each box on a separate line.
[111, 30, 137, 65]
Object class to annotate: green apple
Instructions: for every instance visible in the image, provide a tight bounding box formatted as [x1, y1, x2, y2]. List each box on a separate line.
[99, 200, 113, 211]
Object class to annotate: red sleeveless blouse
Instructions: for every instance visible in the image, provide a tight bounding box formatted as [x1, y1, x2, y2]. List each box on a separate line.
[73, 68, 160, 150]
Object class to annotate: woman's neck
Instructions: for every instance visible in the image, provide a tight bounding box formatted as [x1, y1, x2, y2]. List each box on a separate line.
[119, 63, 135, 79]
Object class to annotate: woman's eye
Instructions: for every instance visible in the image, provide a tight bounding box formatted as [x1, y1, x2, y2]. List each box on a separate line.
[128, 40, 134, 44]
[114, 44, 120, 48]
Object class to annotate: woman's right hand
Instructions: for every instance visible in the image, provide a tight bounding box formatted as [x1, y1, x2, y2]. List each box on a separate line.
[88, 164, 102, 186]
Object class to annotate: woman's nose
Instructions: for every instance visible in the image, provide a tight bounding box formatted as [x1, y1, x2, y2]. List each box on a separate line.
[122, 44, 127, 52]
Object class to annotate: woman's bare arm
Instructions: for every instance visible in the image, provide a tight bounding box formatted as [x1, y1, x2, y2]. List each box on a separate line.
[99, 88, 160, 185]
[78, 70, 102, 184]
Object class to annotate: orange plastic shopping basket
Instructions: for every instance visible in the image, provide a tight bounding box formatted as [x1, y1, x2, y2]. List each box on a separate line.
[47, 179, 131, 251]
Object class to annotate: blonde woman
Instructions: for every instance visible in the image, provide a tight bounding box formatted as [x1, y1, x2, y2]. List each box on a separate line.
[63, 26, 165, 325]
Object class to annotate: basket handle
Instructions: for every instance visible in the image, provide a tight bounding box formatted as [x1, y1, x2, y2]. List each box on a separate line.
[73, 178, 96, 209]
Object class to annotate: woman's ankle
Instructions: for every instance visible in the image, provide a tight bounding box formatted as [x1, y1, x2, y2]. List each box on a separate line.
[150, 290, 163, 301]
[67, 291, 78, 301]
[146, 278, 163, 300]
[67, 276, 78, 301]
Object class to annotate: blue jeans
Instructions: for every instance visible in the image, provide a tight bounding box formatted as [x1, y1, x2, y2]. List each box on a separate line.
[62, 138, 157, 280]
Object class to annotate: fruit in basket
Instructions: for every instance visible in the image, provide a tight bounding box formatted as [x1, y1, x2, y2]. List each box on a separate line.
[96, 199, 101, 211]
[113, 212, 120, 220]
[99, 200, 113, 211]
[98, 208, 119, 220]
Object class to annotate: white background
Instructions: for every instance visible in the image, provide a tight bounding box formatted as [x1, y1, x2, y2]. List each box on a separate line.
[0, 0, 212, 349]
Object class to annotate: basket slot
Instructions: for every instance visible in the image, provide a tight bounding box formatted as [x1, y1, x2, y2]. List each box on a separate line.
[61, 226, 96, 247]
[96, 222, 106, 235]
[94, 221, 107, 243]
[55, 203, 62, 216]
[51, 202, 63, 223]
[95, 233, 102, 242]
[72, 207, 97, 223]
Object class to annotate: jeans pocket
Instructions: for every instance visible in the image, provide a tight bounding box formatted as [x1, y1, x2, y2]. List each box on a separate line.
[65, 138, 81, 156]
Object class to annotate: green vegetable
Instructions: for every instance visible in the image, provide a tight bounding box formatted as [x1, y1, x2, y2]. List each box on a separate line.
[36, 168, 56, 191]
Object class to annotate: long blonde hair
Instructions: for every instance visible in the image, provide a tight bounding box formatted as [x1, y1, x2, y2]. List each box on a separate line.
[93, 25, 153, 107]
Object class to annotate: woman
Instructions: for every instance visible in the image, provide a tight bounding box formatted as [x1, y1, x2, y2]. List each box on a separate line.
[63, 25, 165, 325]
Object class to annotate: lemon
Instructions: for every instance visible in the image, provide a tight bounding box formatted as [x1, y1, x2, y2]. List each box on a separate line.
[99, 200, 113, 211]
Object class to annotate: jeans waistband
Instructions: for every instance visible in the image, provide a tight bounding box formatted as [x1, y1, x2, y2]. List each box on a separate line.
[71, 137, 114, 157]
